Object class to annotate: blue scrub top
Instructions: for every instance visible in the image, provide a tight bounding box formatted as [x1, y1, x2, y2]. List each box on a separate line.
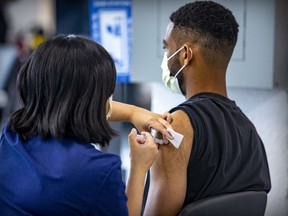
[0, 124, 128, 216]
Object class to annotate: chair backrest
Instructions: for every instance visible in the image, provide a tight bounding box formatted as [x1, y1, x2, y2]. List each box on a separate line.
[178, 191, 267, 216]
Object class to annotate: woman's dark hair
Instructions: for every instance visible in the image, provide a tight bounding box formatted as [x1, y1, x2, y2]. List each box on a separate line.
[9, 35, 116, 146]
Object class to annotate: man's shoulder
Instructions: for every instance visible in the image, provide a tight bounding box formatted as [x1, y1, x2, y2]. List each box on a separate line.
[170, 95, 207, 113]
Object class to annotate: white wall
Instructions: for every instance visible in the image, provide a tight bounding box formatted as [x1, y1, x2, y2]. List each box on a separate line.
[5, 0, 55, 42]
[131, 0, 276, 89]
[226, 0, 275, 88]
[5, 0, 286, 89]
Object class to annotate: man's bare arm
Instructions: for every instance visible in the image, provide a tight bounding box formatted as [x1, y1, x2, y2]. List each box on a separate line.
[144, 110, 194, 216]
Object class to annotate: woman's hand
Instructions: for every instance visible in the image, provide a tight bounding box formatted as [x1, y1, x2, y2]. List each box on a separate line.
[130, 107, 174, 142]
[126, 128, 159, 216]
[110, 101, 174, 143]
[128, 128, 159, 173]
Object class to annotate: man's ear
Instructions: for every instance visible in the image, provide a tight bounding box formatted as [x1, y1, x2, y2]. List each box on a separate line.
[183, 45, 193, 65]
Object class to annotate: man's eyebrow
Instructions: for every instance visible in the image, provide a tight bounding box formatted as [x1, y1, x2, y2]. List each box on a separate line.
[163, 39, 168, 46]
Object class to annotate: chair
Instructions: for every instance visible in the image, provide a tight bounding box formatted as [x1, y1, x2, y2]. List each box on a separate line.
[178, 191, 267, 216]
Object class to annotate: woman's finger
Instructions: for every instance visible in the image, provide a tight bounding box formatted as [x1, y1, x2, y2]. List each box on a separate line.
[162, 111, 173, 123]
[128, 128, 137, 143]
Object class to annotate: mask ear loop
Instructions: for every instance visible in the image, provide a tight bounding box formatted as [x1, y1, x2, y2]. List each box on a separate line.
[106, 96, 113, 120]
[174, 47, 193, 78]
[174, 64, 186, 78]
[167, 46, 185, 61]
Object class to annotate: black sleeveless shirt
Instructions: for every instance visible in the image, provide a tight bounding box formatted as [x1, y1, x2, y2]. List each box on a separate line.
[170, 93, 271, 207]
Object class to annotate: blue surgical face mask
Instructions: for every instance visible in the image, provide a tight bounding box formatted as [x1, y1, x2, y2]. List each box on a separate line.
[161, 46, 186, 94]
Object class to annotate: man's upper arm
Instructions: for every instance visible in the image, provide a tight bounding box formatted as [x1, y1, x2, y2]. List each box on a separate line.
[144, 110, 194, 216]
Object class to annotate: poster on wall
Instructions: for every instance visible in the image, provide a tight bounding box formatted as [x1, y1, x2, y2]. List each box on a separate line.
[89, 0, 132, 83]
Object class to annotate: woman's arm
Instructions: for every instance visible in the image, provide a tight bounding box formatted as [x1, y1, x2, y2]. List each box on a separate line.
[110, 101, 173, 140]
[126, 128, 159, 216]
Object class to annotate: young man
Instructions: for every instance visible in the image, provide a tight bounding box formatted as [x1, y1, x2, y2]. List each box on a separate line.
[138, 1, 271, 215]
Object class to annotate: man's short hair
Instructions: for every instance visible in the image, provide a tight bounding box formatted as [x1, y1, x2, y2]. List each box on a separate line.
[170, 1, 239, 61]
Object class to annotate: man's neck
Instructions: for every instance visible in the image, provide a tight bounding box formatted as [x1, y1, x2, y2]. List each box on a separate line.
[184, 71, 228, 100]
[185, 87, 227, 100]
